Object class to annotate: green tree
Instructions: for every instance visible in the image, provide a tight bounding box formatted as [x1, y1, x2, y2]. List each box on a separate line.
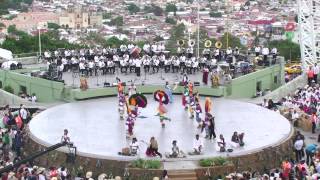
[166, 23, 186, 54]
[165, 3, 177, 14]
[0, 22, 5, 28]
[220, 32, 244, 49]
[268, 40, 300, 61]
[105, 36, 127, 48]
[154, 36, 164, 42]
[103, 12, 112, 19]
[209, 11, 222, 17]
[109, 16, 123, 27]
[165, 17, 177, 25]
[47, 23, 60, 30]
[152, 5, 164, 16]
[127, 3, 140, 15]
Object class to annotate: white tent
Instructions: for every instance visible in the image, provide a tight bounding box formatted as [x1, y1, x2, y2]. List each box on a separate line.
[0, 48, 13, 60]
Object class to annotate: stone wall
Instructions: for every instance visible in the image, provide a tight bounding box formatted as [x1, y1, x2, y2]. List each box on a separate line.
[24, 126, 294, 179]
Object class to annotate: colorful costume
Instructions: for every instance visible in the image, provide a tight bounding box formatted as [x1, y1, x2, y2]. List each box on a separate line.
[154, 90, 171, 128]
[118, 94, 126, 120]
[189, 95, 195, 119]
[195, 102, 202, 124]
[182, 86, 189, 110]
[126, 113, 135, 137]
[165, 84, 173, 103]
[205, 97, 212, 113]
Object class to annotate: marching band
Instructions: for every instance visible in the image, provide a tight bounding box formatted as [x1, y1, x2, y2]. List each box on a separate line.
[42, 42, 277, 78]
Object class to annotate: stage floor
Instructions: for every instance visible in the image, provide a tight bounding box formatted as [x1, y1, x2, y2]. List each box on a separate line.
[29, 96, 292, 161]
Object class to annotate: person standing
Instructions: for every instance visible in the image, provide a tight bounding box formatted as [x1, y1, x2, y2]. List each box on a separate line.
[14, 130, 22, 157]
[311, 112, 318, 134]
[19, 104, 28, 124]
[165, 82, 174, 103]
[202, 66, 209, 85]
[135, 59, 141, 77]
[305, 144, 317, 165]
[208, 117, 216, 140]
[294, 136, 304, 162]
[313, 63, 319, 83]
[308, 66, 315, 85]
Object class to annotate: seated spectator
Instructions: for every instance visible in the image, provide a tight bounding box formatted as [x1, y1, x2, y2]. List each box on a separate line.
[216, 134, 226, 152]
[230, 132, 245, 148]
[192, 134, 203, 155]
[129, 137, 139, 156]
[146, 137, 162, 158]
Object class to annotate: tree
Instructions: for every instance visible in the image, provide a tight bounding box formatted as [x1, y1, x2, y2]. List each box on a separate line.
[165, 17, 177, 25]
[109, 16, 123, 27]
[165, 3, 177, 14]
[220, 33, 244, 49]
[268, 40, 300, 61]
[127, 3, 140, 15]
[47, 23, 60, 30]
[209, 11, 222, 18]
[154, 36, 164, 42]
[102, 12, 112, 19]
[166, 23, 186, 54]
[152, 5, 164, 16]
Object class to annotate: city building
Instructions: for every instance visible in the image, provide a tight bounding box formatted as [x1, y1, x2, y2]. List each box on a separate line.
[59, 6, 102, 29]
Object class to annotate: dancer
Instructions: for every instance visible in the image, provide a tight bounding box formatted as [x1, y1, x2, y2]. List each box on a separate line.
[202, 66, 209, 85]
[164, 82, 177, 103]
[189, 93, 195, 119]
[154, 90, 171, 128]
[182, 85, 189, 111]
[195, 101, 202, 127]
[126, 112, 135, 138]
[205, 97, 212, 113]
[118, 93, 126, 120]
[116, 77, 124, 97]
[158, 101, 171, 128]
[128, 82, 136, 96]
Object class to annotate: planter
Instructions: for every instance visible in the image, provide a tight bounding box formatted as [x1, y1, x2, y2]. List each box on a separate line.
[195, 164, 235, 179]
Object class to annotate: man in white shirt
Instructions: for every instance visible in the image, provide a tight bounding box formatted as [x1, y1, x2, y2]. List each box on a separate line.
[291, 109, 300, 127]
[294, 137, 304, 162]
[313, 63, 319, 83]
[262, 47, 270, 65]
[19, 104, 28, 123]
[255, 46, 261, 57]
[193, 134, 203, 154]
[135, 59, 141, 77]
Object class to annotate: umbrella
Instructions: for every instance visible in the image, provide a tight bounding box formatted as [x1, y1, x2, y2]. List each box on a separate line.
[154, 90, 169, 105]
[129, 93, 148, 108]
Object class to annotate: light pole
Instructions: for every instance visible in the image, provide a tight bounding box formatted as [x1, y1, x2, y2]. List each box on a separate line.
[38, 27, 42, 62]
[197, 0, 200, 59]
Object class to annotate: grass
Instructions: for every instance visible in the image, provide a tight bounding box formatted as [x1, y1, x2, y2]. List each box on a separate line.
[199, 157, 231, 167]
[129, 159, 161, 169]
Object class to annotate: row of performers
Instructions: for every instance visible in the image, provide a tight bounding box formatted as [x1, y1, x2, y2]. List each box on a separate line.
[43, 44, 166, 60]
[51, 54, 228, 76]
[43, 45, 244, 61]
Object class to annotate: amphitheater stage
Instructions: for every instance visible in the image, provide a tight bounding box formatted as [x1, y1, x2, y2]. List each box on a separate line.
[28, 95, 292, 161]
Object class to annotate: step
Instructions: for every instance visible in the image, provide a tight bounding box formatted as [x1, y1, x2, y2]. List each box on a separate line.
[168, 170, 197, 179]
[170, 178, 197, 180]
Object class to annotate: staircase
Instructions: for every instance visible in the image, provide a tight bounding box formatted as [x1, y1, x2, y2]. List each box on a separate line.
[168, 170, 198, 180]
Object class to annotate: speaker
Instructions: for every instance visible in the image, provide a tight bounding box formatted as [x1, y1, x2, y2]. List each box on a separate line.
[194, 82, 200, 86]
[104, 82, 111, 87]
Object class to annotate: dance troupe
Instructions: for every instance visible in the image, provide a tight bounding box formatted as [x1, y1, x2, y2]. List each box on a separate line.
[116, 78, 245, 157]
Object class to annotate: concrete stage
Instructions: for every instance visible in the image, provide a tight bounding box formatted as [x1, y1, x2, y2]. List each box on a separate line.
[29, 96, 292, 161]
